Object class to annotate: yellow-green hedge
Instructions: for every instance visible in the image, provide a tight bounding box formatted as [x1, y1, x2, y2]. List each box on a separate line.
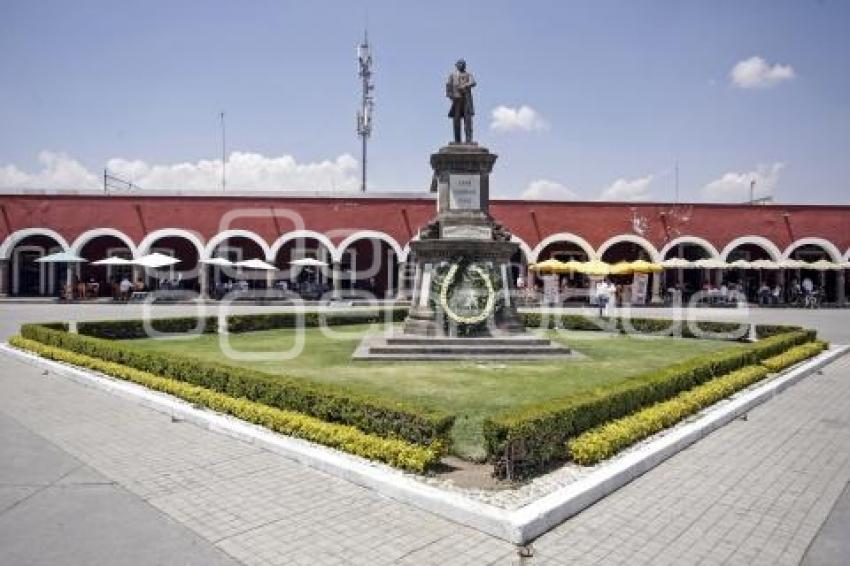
[761, 341, 828, 372]
[567, 364, 770, 465]
[9, 336, 442, 473]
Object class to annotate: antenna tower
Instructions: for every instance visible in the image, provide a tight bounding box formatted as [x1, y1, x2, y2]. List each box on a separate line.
[356, 30, 374, 193]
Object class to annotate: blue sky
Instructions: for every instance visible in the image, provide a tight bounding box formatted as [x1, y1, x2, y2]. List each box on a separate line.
[1, 0, 848, 203]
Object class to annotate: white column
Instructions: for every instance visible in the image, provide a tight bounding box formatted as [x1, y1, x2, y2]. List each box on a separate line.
[198, 266, 209, 299]
[0, 259, 9, 296]
[331, 261, 342, 296]
[650, 272, 663, 304]
[66, 265, 74, 299]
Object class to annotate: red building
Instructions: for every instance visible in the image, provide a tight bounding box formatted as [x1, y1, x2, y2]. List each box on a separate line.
[1, 189, 848, 303]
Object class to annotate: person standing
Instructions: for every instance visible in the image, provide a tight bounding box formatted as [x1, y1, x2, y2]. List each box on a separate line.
[119, 276, 132, 302]
[596, 279, 610, 317]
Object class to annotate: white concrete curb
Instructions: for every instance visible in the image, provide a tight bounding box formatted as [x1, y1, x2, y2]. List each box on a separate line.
[2, 342, 847, 545]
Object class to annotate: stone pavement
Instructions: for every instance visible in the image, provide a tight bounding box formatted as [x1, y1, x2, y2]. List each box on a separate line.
[1, 303, 849, 565]
[0, 411, 238, 566]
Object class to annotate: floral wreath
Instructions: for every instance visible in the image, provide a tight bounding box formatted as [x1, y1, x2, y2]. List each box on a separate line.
[437, 261, 497, 326]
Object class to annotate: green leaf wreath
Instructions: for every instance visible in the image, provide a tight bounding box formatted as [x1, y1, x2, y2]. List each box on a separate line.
[429, 256, 504, 335]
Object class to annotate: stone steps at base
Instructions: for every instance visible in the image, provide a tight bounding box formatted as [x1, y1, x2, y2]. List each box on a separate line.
[385, 337, 551, 346]
[367, 344, 571, 356]
[352, 352, 574, 361]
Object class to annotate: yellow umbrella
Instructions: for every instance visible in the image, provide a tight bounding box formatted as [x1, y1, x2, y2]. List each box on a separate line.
[628, 259, 663, 274]
[609, 261, 633, 275]
[577, 259, 612, 276]
[562, 259, 585, 272]
[530, 258, 570, 274]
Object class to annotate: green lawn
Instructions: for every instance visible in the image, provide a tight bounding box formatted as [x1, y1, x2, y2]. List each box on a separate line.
[122, 324, 740, 459]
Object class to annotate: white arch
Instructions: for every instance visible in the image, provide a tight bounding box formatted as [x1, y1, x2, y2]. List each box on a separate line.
[333, 230, 404, 263]
[597, 234, 660, 262]
[659, 236, 720, 260]
[269, 230, 337, 263]
[204, 229, 271, 261]
[511, 235, 533, 264]
[400, 236, 418, 263]
[720, 235, 782, 262]
[70, 228, 138, 258]
[0, 228, 70, 260]
[531, 232, 597, 262]
[137, 228, 205, 258]
[781, 237, 843, 263]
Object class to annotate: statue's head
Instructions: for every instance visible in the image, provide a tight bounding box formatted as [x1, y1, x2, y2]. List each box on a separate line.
[455, 59, 466, 72]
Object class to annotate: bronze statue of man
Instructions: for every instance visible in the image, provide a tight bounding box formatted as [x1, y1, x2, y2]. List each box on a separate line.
[446, 59, 476, 144]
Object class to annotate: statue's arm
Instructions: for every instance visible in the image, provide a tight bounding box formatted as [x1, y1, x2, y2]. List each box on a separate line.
[467, 73, 477, 89]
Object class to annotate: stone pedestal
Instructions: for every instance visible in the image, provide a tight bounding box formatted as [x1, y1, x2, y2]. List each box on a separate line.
[402, 143, 523, 337]
[356, 142, 571, 358]
[404, 239, 524, 336]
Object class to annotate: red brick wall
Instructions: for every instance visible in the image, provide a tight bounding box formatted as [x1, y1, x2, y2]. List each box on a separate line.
[1, 194, 848, 258]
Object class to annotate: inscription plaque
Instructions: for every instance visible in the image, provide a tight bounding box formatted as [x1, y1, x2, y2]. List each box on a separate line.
[449, 174, 480, 210]
[441, 224, 492, 240]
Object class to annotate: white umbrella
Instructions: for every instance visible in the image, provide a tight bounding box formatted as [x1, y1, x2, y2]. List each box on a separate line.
[135, 252, 181, 268]
[660, 257, 694, 269]
[693, 258, 728, 269]
[289, 257, 328, 267]
[778, 258, 808, 269]
[235, 258, 277, 271]
[35, 251, 87, 263]
[199, 257, 234, 267]
[807, 259, 840, 271]
[728, 259, 754, 269]
[841, 261, 850, 269]
[750, 259, 779, 270]
[91, 256, 134, 266]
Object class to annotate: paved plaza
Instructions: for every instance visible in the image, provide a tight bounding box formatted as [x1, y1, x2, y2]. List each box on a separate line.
[0, 303, 848, 565]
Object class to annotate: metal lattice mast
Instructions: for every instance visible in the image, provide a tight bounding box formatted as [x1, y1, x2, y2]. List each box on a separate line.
[356, 31, 374, 193]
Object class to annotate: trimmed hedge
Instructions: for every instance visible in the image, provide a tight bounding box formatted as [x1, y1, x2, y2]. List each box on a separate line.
[19, 323, 453, 448]
[519, 312, 799, 341]
[76, 308, 408, 340]
[761, 341, 828, 372]
[483, 329, 816, 477]
[567, 365, 770, 465]
[10, 336, 441, 472]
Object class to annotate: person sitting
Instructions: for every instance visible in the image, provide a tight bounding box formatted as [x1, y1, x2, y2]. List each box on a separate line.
[772, 283, 782, 305]
[802, 276, 814, 297]
[758, 283, 771, 305]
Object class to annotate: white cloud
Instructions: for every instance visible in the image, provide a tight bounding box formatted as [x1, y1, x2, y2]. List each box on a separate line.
[599, 175, 653, 201]
[0, 151, 360, 192]
[730, 56, 795, 89]
[0, 151, 101, 190]
[490, 105, 548, 132]
[702, 162, 785, 202]
[520, 179, 577, 200]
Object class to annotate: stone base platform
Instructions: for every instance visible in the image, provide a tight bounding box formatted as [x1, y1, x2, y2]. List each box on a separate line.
[352, 333, 572, 361]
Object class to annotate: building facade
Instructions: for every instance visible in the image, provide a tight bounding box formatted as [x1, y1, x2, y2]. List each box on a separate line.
[1, 190, 848, 303]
